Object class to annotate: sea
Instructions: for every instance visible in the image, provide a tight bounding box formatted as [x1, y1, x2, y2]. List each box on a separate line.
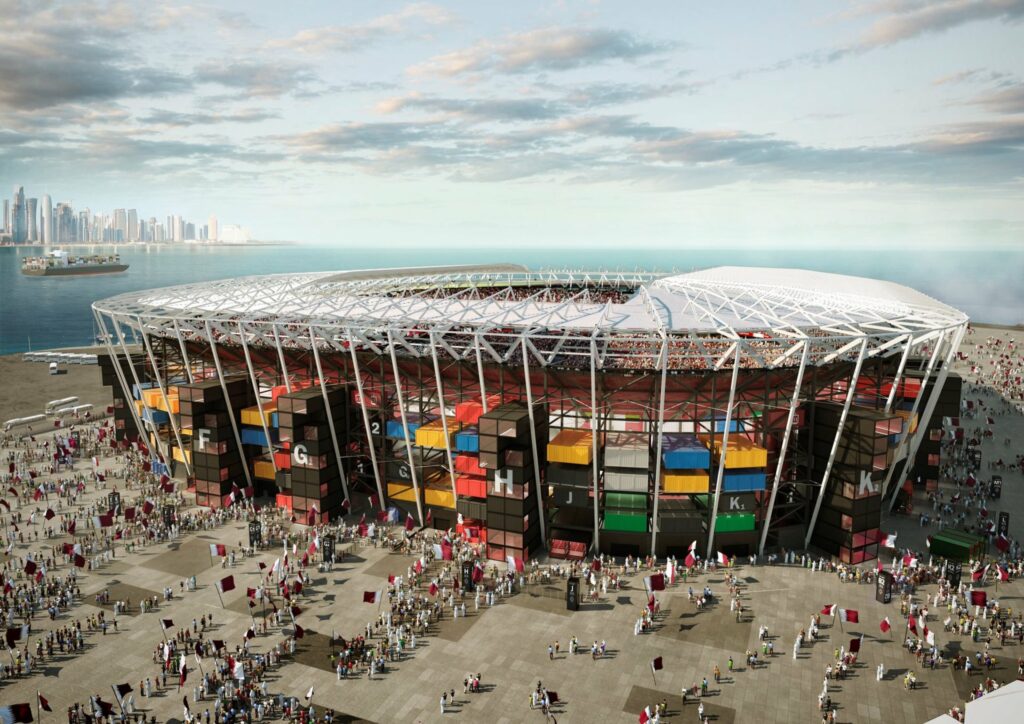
[1, 244, 1021, 355]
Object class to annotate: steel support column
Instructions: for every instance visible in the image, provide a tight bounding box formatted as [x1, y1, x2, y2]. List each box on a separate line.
[204, 321, 254, 490]
[879, 333, 946, 501]
[649, 335, 669, 556]
[387, 329, 424, 525]
[758, 341, 809, 556]
[139, 317, 192, 478]
[883, 336, 914, 413]
[94, 310, 149, 455]
[475, 333, 488, 413]
[804, 338, 869, 549]
[589, 335, 601, 553]
[172, 320, 195, 384]
[429, 332, 459, 510]
[347, 331, 386, 512]
[309, 325, 350, 506]
[520, 337, 548, 549]
[112, 315, 171, 465]
[706, 344, 742, 557]
[238, 322, 277, 475]
[271, 324, 292, 393]
[887, 325, 965, 511]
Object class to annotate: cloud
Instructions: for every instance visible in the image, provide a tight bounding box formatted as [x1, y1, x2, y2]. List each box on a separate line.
[268, 3, 455, 54]
[857, 0, 1024, 49]
[409, 27, 675, 77]
[377, 94, 569, 122]
[966, 83, 1024, 114]
[932, 68, 1013, 85]
[193, 60, 319, 98]
[272, 105, 1024, 188]
[140, 109, 281, 127]
[0, 27, 190, 110]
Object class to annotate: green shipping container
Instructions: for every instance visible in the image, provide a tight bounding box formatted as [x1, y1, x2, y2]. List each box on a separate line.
[605, 492, 647, 510]
[604, 512, 648, 532]
[929, 530, 986, 562]
[714, 513, 755, 533]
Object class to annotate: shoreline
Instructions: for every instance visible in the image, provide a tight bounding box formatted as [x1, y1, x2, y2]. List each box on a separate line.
[1, 240, 295, 249]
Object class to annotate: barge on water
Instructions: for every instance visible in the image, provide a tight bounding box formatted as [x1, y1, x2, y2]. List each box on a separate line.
[21, 250, 129, 276]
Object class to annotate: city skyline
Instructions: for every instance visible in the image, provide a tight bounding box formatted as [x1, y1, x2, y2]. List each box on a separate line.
[2, 183, 249, 244]
[1, 1, 1022, 247]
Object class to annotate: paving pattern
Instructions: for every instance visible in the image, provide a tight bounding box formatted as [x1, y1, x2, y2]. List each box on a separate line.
[3, 328, 1024, 723]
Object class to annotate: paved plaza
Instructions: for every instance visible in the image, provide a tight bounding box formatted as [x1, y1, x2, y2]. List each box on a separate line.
[2, 326, 1024, 723]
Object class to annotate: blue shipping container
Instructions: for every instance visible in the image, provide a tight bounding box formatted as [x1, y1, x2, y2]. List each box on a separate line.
[722, 470, 766, 492]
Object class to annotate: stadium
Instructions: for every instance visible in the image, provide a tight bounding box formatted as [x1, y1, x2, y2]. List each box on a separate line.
[91, 264, 968, 563]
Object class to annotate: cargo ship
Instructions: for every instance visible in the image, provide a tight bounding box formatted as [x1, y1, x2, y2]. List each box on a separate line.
[21, 250, 129, 276]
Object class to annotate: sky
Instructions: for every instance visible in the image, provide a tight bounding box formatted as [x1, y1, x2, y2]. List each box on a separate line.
[1, 0, 1023, 248]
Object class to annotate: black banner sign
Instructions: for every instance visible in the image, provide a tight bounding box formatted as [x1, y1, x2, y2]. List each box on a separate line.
[946, 559, 963, 589]
[107, 491, 121, 514]
[875, 570, 894, 604]
[248, 520, 262, 548]
[461, 560, 475, 593]
[321, 534, 336, 564]
[162, 505, 175, 528]
[998, 511, 1010, 538]
[566, 576, 581, 611]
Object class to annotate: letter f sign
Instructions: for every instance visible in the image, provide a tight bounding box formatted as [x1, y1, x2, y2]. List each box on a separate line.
[197, 428, 211, 451]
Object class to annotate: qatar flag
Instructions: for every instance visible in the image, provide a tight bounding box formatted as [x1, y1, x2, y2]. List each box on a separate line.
[216, 575, 236, 594]
[716, 551, 730, 566]
[995, 534, 1010, 553]
[838, 608, 859, 624]
[970, 590, 987, 607]
[879, 617, 891, 633]
[821, 604, 836, 616]
[881, 533, 897, 548]
[644, 573, 666, 592]
[405, 513, 415, 532]
[908, 615, 918, 634]
[684, 552, 696, 568]
[362, 590, 380, 604]
[998, 565, 1010, 582]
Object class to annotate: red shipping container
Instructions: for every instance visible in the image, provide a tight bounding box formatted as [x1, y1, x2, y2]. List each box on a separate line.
[455, 455, 487, 477]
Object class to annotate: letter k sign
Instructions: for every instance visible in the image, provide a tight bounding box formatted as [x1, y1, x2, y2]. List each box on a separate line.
[858, 471, 876, 495]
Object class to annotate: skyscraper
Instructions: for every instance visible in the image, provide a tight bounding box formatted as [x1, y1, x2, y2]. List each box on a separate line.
[127, 209, 138, 242]
[26, 198, 38, 241]
[113, 208, 127, 243]
[41, 194, 52, 244]
[208, 214, 218, 242]
[2, 199, 9, 233]
[12, 185, 26, 243]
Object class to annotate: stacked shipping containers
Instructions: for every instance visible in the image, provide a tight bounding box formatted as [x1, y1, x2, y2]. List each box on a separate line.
[277, 385, 350, 524]
[180, 377, 252, 508]
[480, 403, 547, 562]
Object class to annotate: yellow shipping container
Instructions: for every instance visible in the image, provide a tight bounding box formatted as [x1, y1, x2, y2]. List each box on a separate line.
[662, 471, 710, 493]
[415, 417, 460, 449]
[424, 488, 455, 509]
[241, 405, 277, 427]
[547, 429, 594, 465]
[895, 409, 918, 435]
[142, 388, 164, 408]
[253, 459, 275, 480]
[387, 482, 418, 502]
[155, 395, 180, 414]
[703, 436, 768, 469]
[172, 446, 192, 464]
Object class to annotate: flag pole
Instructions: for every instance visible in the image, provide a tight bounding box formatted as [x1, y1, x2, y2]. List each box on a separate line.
[650, 664, 656, 686]
[215, 584, 225, 609]
[159, 621, 167, 643]
[110, 685, 126, 718]
[36, 691, 41, 723]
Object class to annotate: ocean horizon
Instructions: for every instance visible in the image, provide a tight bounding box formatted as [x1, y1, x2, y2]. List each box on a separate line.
[1, 243, 1020, 355]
